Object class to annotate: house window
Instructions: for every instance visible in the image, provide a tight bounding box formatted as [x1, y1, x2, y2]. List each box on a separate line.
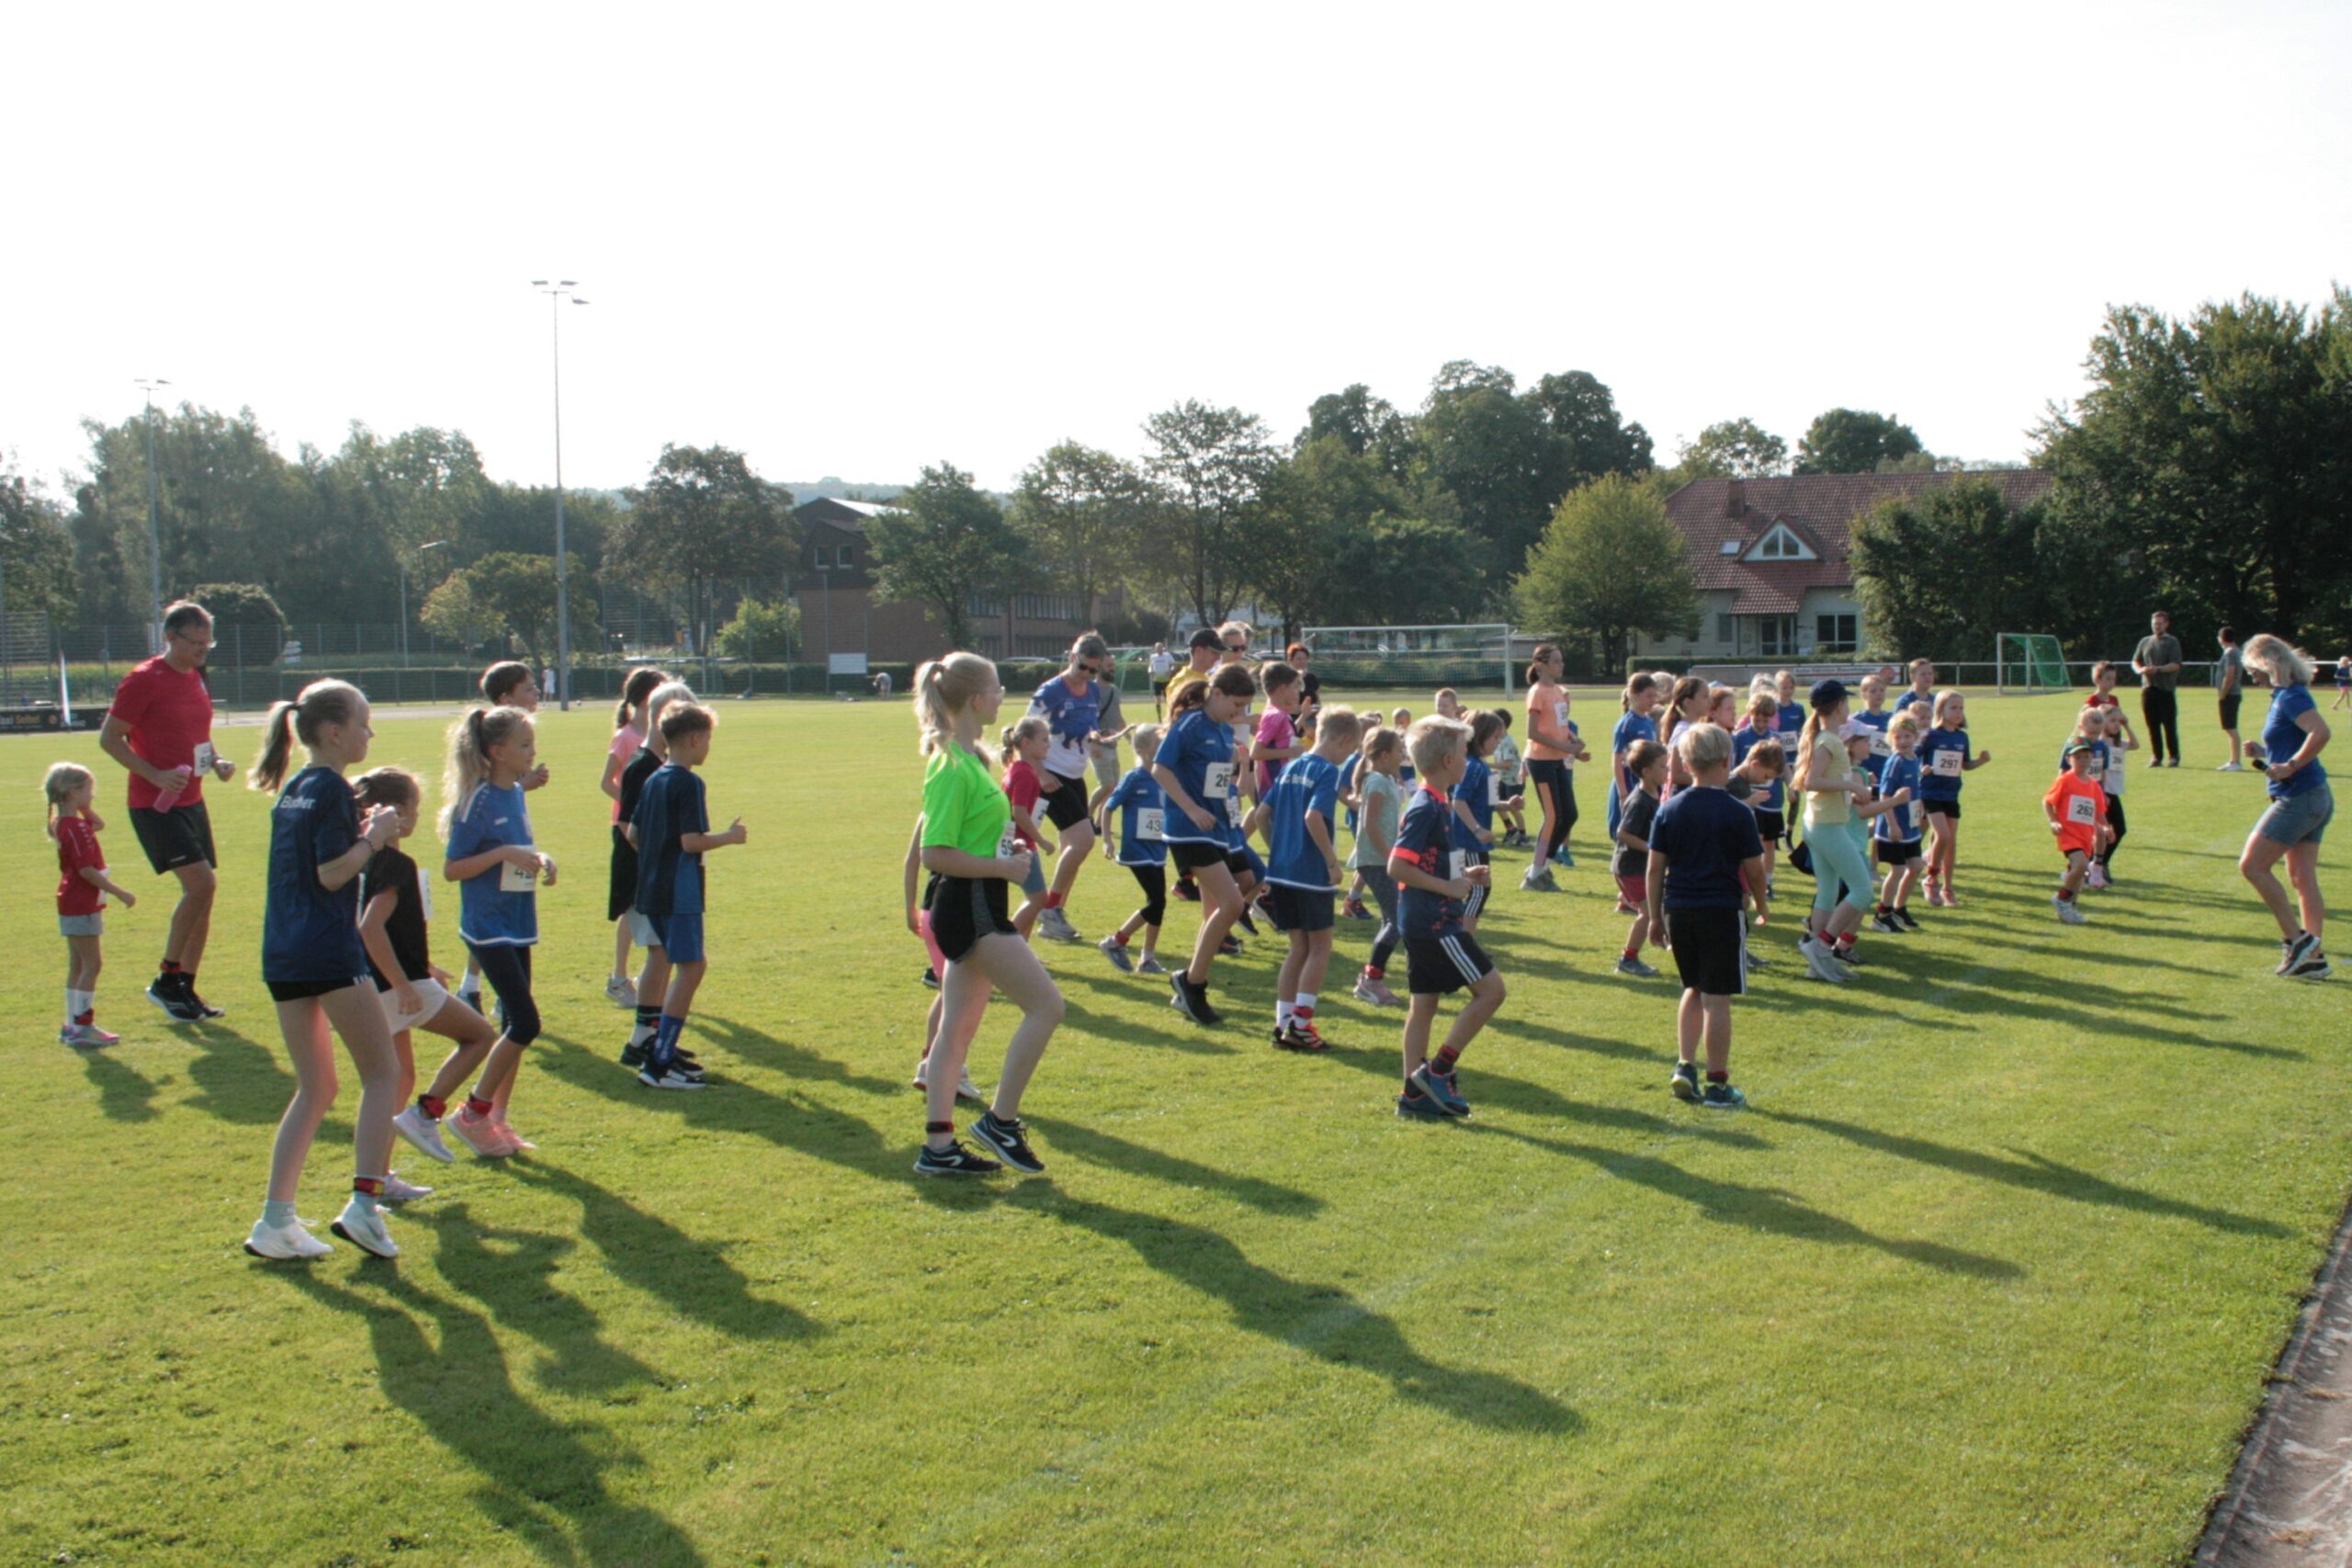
[1815, 613, 1857, 653]
[967, 593, 1005, 618]
[835, 546, 854, 568]
[1715, 615, 1735, 645]
[1758, 615, 1797, 659]
[1751, 525, 1814, 562]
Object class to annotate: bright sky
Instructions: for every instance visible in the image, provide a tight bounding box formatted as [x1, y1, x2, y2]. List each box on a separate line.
[8, 2, 2348, 500]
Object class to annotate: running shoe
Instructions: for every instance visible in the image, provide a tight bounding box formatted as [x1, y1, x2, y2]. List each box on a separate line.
[492, 1117, 537, 1152]
[1172, 880, 1200, 903]
[456, 985, 483, 1012]
[1396, 1089, 1451, 1121]
[2052, 895, 2087, 925]
[2219, 761, 2245, 772]
[912, 1066, 989, 1104]
[1521, 867, 1556, 892]
[913, 1139, 1002, 1177]
[1670, 1062, 1701, 1102]
[1615, 955, 1660, 978]
[1037, 908, 1082, 944]
[1893, 908, 1924, 932]
[1235, 907, 1260, 937]
[1169, 975, 1221, 1026]
[1832, 944, 1866, 968]
[447, 1107, 514, 1159]
[61, 1022, 121, 1047]
[1134, 955, 1169, 976]
[969, 1111, 1045, 1174]
[146, 977, 204, 1023]
[379, 1172, 435, 1204]
[1353, 974, 1399, 1008]
[1218, 935, 1243, 957]
[331, 1196, 400, 1259]
[1277, 1021, 1329, 1053]
[391, 1106, 457, 1164]
[1870, 912, 1904, 934]
[1700, 1082, 1749, 1111]
[2086, 863, 2109, 891]
[2286, 952, 2333, 980]
[605, 976, 638, 1008]
[1798, 937, 1850, 984]
[1556, 851, 1576, 868]
[920, 968, 939, 990]
[243, 1217, 334, 1261]
[1408, 1063, 1470, 1117]
[638, 1063, 706, 1091]
[1342, 898, 1373, 920]
[2278, 932, 2321, 976]
[183, 983, 225, 1020]
[1097, 936, 1134, 973]
[620, 1039, 650, 1069]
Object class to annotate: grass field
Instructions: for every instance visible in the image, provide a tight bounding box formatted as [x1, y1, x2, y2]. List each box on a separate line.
[1, 688, 2343, 1566]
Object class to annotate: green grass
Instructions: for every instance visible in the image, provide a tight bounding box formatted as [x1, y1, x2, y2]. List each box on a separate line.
[1, 689, 2342, 1565]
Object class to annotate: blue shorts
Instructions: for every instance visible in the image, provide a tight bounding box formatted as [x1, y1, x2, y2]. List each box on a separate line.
[650, 912, 707, 964]
[2256, 785, 2333, 849]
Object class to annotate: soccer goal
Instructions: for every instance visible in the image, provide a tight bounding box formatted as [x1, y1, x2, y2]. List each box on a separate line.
[1300, 624, 1520, 694]
[1996, 633, 2072, 694]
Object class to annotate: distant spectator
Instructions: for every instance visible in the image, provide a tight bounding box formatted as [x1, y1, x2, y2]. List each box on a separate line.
[2132, 610, 2184, 766]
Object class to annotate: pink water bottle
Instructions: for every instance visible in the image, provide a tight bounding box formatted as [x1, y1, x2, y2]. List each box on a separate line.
[153, 766, 192, 814]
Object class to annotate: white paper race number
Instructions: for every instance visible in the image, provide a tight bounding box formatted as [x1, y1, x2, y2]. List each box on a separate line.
[1136, 807, 1165, 842]
[1488, 773, 1505, 807]
[1869, 728, 1894, 757]
[2066, 795, 2100, 826]
[997, 823, 1022, 861]
[193, 741, 218, 773]
[1204, 761, 1233, 800]
[1552, 700, 1571, 730]
[1931, 749, 1965, 777]
[1448, 849, 1467, 881]
[499, 850, 540, 892]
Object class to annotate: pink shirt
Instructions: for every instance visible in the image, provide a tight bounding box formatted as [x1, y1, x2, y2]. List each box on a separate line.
[1255, 708, 1296, 796]
[607, 724, 643, 822]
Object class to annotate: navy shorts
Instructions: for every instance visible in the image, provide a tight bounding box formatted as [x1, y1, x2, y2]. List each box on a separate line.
[1405, 931, 1494, 997]
[131, 801, 217, 874]
[1925, 797, 1962, 821]
[1264, 884, 1334, 933]
[1665, 907, 1746, 997]
[650, 911, 707, 964]
[265, 975, 369, 1003]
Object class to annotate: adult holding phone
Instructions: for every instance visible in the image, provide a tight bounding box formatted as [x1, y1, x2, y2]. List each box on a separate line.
[2132, 609, 2185, 767]
[100, 599, 235, 1023]
[2238, 635, 2331, 980]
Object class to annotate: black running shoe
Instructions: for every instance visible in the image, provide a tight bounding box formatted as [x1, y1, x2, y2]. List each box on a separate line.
[969, 1111, 1045, 1174]
[146, 977, 205, 1024]
[1236, 908, 1260, 937]
[920, 968, 940, 990]
[1169, 975, 1221, 1026]
[1396, 1089, 1451, 1121]
[913, 1139, 1002, 1177]
[186, 987, 225, 1020]
[1893, 908, 1924, 932]
[1670, 1061, 1702, 1102]
[619, 1040, 649, 1069]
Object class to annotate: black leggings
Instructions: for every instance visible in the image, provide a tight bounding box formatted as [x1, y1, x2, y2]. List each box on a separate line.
[1127, 863, 1168, 928]
[1529, 760, 1576, 860]
[465, 942, 540, 1045]
[2142, 688, 2179, 764]
[1362, 866, 1402, 976]
[2099, 794, 2125, 866]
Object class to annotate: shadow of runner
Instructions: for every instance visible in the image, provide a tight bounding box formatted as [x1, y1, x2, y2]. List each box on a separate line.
[79, 1049, 161, 1122]
[1481, 1126, 2024, 1280]
[1764, 1109, 2290, 1236]
[687, 1012, 903, 1096]
[1005, 1185, 1578, 1435]
[400, 1202, 666, 1393]
[274, 1270, 705, 1567]
[1020, 1116, 1323, 1216]
[180, 1023, 296, 1125]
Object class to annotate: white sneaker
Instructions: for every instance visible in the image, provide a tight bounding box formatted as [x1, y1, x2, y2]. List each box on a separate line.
[1037, 908, 1081, 943]
[637, 1064, 707, 1091]
[392, 1106, 458, 1164]
[955, 1072, 985, 1105]
[605, 976, 639, 1007]
[332, 1195, 400, 1258]
[2218, 761, 2245, 772]
[1798, 938, 1849, 984]
[2052, 894, 2087, 925]
[379, 1172, 435, 1203]
[244, 1216, 334, 1260]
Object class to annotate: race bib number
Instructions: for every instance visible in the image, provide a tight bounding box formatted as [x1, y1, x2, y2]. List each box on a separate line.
[1134, 807, 1164, 842]
[193, 741, 218, 773]
[1488, 773, 1505, 807]
[1204, 761, 1233, 800]
[1552, 700, 1571, 729]
[2067, 795, 2099, 827]
[416, 867, 434, 922]
[1448, 849, 1466, 881]
[1930, 749, 1965, 778]
[1869, 728, 1893, 758]
[499, 850, 539, 893]
[997, 823, 1022, 861]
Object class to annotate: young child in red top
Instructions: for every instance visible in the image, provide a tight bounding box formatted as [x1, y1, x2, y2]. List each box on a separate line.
[2044, 742, 2109, 925]
[46, 763, 139, 1047]
[1001, 716, 1057, 938]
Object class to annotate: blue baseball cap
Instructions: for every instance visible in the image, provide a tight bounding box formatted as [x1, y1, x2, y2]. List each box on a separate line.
[1809, 678, 1849, 710]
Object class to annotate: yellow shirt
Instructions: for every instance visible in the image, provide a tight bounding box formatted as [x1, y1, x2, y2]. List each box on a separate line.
[1164, 663, 1211, 706]
[1804, 732, 1850, 827]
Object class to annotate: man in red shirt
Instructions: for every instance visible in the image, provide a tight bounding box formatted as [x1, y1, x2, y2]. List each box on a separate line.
[99, 600, 236, 1022]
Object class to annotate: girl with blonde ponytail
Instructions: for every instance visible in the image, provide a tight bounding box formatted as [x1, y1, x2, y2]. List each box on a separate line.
[241, 679, 408, 1262]
[910, 653, 1061, 1177]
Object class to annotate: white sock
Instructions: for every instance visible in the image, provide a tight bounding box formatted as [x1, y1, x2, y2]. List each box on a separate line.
[1295, 990, 1317, 1020]
[1276, 1001, 1294, 1029]
[67, 987, 91, 1022]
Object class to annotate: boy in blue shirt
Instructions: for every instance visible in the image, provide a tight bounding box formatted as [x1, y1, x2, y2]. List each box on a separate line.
[1094, 725, 1171, 976]
[631, 703, 748, 1089]
[1389, 716, 1503, 1120]
[1871, 713, 1928, 931]
[1262, 707, 1361, 1051]
[1447, 711, 1521, 934]
[1645, 722, 1767, 1110]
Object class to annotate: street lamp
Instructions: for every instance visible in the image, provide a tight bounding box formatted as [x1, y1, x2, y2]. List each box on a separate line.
[401, 539, 451, 665]
[816, 560, 832, 695]
[530, 280, 588, 711]
[133, 378, 171, 652]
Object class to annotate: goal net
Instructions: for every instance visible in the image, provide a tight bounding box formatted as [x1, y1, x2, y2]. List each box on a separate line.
[1996, 633, 2071, 694]
[1299, 624, 1519, 694]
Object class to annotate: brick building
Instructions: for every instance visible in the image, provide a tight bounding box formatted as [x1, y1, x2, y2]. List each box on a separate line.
[792, 497, 1096, 664]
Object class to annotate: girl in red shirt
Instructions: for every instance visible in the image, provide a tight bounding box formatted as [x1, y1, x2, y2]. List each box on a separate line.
[1000, 716, 1057, 937]
[46, 762, 139, 1047]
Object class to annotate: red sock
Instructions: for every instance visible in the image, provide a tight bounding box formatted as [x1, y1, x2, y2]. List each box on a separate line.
[1363, 964, 1384, 981]
[353, 1177, 384, 1198]
[465, 1095, 494, 1117]
[1434, 1043, 1462, 1072]
[1045, 891, 1065, 910]
[1623, 947, 1640, 962]
[1114, 931, 1130, 946]
[160, 960, 183, 975]
[418, 1095, 447, 1120]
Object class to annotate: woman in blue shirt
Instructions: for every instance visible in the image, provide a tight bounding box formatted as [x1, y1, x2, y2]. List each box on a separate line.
[2238, 635, 2332, 979]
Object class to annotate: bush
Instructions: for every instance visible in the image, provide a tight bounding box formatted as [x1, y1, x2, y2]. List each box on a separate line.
[184, 582, 286, 666]
[716, 598, 800, 661]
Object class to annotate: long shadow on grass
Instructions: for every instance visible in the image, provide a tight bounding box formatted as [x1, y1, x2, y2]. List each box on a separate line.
[1481, 1126, 2022, 1280]
[1020, 1116, 1322, 1215]
[400, 1202, 664, 1393]
[180, 1023, 296, 1125]
[1005, 1185, 1577, 1435]
[1926, 973, 2298, 1058]
[1055, 990, 1243, 1055]
[688, 1011, 903, 1095]
[1308, 1041, 1771, 1150]
[276, 1270, 705, 1566]
[80, 1050, 161, 1122]
[1763, 1110, 2290, 1236]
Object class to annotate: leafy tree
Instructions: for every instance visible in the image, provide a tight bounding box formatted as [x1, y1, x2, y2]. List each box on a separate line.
[864, 462, 1025, 650]
[1848, 480, 2058, 661]
[1140, 401, 1278, 626]
[1793, 409, 1925, 475]
[1511, 474, 1698, 673]
[1417, 364, 1556, 574]
[183, 582, 287, 666]
[715, 596, 800, 661]
[1528, 370, 1654, 482]
[1326, 513, 1484, 626]
[1299, 384, 1417, 480]
[613, 445, 796, 648]
[0, 461, 77, 624]
[1008, 442, 1149, 625]
[2036, 290, 2352, 645]
[1239, 436, 1386, 636]
[1672, 417, 1788, 479]
[420, 551, 598, 664]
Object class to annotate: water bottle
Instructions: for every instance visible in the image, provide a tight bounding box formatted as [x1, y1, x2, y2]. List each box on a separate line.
[153, 766, 191, 814]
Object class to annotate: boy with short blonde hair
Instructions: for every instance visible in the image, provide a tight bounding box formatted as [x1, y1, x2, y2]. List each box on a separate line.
[1646, 722, 1767, 1109]
[1389, 716, 1502, 1119]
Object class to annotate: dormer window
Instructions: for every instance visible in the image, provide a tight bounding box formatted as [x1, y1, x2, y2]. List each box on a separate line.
[1749, 524, 1814, 562]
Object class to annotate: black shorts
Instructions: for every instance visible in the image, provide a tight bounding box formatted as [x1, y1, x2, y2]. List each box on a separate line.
[1875, 838, 1921, 866]
[925, 873, 1017, 964]
[131, 801, 217, 874]
[2219, 693, 2243, 730]
[1264, 884, 1335, 933]
[1170, 840, 1243, 874]
[608, 824, 639, 922]
[1040, 772, 1091, 831]
[1753, 807, 1786, 843]
[265, 975, 369, 1003]
[1405, 931, 1494, 997]
[1664, 907, 1746, 997]
[1925, 798, 1962, 821]
[1461, 849, 1491, 920]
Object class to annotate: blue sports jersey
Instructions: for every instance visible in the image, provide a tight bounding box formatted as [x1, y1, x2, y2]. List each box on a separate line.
[632, 761, 709, 917]
[1853, 708, 1894, 782]
[1611, 711, 1657, 791]
[1452, 755, 1495, 851]
[1028, 674, 1102, 781]
[1874, 754, 1923, 842]
[1732, 725, 1785, 810]
[1650, 785, 1766, 911]
[1393, 784, 1466, 937]
[261, 765, 371, 983]
[1264, 752, 1341, 888]
[1775, 702, 1804, 739]
[1917, 727, 1972, 802]
[2263, 684, 2329, 799]
[446, 780, 537, 946]
[1156, 708, 1241, 848]
[1106, 765, 1169, 867]
[2052, 739, 2109, 789]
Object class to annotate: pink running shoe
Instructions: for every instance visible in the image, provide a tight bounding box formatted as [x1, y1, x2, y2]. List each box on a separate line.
[447, 1107, 516, 1158]
[492, 1117, 537, 1153]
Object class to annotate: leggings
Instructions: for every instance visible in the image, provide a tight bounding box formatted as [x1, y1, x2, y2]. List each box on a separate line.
[1126, 863, 1168, 927]
[1805, 817, 1873, 917]
[465, 941, 540, 1045]
[2099, 794, 2125, 866]
[1362, 866, 1402, 975]
[1531, 761, 1576, 861]
[2142, 687, 2180, 764]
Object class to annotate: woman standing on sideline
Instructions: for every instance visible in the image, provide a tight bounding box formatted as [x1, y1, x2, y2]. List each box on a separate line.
[1520, 644, 1578, 890]
[2238, 635, 2332, 980]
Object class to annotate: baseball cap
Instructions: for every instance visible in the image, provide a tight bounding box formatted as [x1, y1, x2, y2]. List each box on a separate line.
[2063, 739, 2096, 757]
[1187, 628, 1221, 651]
[1809, 678, 1849, 709]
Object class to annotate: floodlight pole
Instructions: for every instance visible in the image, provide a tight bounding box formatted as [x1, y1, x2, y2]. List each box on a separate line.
[135, 378, 171, 652]
[532, 281, 587, 711]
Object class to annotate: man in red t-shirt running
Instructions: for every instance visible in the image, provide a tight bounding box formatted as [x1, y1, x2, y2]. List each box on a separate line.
[99, 600, 237, 1022]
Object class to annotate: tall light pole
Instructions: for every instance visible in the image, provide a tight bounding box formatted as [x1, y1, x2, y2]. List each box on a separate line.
[401, 539, 451, 665]
[531, 280, 588, 710]
[134, 378, 171, 651]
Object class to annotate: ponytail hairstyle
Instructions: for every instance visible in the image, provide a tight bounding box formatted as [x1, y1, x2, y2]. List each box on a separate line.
[1000, 715, 1047, 759]
[641, 680, 697, 744]
[912, 651, 1000, 761]
[353, 766, 420, 815]
[1169, 679, 1211, 717]
[439, 704, 534, 839]
[2244, 633, 2316, 689]
[1361, 725, 1403, 770]
[1658, 675, 1709, 755]
[616, 666, 669, 729]
[481, 660, 533, 705]
[41, 761, 94, 838]
[1620, 671, 1657, 714]
[248, 679, 367, 793]
[1791, 689, 1843, 795]
[1527, 643, 1561, 687]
